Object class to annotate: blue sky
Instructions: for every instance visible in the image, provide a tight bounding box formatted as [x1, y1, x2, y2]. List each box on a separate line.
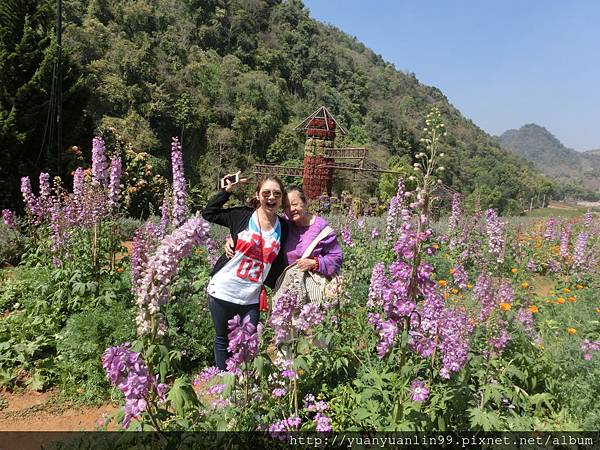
[302, 0, 600, 151]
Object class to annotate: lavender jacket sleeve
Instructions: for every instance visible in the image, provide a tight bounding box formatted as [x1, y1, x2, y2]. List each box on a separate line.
[313, 232, 343, 277]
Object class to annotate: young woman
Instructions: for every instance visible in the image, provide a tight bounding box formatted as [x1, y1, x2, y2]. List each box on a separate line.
[226, 185, 342, 277]
[202, 174, 288, 370]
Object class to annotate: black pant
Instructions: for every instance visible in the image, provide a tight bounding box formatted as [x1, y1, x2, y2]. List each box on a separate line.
[207, 294, 260, 370]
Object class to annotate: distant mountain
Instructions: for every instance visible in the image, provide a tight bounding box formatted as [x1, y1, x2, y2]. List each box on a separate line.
[498, 124, 600, 192]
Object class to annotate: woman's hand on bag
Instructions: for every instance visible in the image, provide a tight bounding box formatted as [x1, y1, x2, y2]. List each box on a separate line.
[224, 236, 234, 258]
[296, 257, 317, 272]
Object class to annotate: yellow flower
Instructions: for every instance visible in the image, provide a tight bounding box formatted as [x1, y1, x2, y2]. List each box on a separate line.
[556, 297, 565, 304]
[563, 287, 571, 293]
[499, 303, 512, 311]
[576, 284, 584, 290]
[567, 327, 577, 335]
[568, 296, 577, 303]
[528, 305, 539, 313]
[443, 292, 450, 300]
[521, 282, 530, 289]
[451, 288, 459, 294]
[438, 280, 447, 287]
[596, 309, 600, 314]
[511, 268, 518, 274]
[467, 283, 473, 289]
[432, 243, 440, 249]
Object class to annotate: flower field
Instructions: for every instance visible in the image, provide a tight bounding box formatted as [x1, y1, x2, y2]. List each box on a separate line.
[1, 111, 599, 434]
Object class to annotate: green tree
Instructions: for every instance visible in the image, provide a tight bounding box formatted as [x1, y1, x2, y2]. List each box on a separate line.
[0, 0, 89, 211]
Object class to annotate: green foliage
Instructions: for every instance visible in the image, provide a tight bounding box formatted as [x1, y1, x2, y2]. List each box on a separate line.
[56, 301, 136, 402]
[0, 222, 27, 266]
[0, 0, 90, 213]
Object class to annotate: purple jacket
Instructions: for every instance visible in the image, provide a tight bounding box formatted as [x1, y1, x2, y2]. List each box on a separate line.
[284, 215, 343, 277]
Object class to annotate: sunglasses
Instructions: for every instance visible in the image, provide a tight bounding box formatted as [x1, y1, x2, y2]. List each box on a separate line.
[260, 190, 282, 198]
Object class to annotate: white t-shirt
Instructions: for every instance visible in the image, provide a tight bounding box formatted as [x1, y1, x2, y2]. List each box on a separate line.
[207, 212, 281, 305]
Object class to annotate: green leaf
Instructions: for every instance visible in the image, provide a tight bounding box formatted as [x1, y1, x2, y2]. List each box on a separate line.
[167, 376, 198, 415]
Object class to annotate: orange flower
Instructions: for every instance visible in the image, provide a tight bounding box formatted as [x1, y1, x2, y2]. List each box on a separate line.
[596, 309, 600, 314]
[567, 327, 577, 335]
[438, 280, 447, 287]
[511, 268, 518, 274]
[568, 296, 576, 303]
[499, 303, 512, 311]
[449, 268, 456, 274]
[556, 297, 565, 304]
[528, 305, 539, 313]
[116, 267, 124, 273]
[576, 284, 584, 290]
[443, 292, 450, 300]
[521, 282, 530, 289]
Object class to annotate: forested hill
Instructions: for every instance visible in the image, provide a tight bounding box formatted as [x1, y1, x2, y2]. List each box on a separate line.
[498, 124, 600, 197]
[1, 0, 556, 213]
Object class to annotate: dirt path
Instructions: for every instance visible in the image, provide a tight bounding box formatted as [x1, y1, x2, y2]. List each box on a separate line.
[0, 390, 118, 431]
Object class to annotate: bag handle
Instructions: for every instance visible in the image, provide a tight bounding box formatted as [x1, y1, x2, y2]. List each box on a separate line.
[301, 225, 334, 259]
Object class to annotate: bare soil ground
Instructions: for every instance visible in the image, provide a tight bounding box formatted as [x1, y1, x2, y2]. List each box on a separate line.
[0, 390, 118, 431]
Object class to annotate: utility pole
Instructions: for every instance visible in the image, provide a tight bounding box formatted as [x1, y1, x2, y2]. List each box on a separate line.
[56, 0, 63, 175]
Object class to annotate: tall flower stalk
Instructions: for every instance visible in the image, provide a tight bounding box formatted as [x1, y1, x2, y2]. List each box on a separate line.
[171, 137, 188, 227]
[367, 108, 472, 403]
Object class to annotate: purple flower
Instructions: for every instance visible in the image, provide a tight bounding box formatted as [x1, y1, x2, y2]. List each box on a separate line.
[92, 137, 109, 187]
[108, 155, 122, 210]
[560, 223, 572, 258]
[135, 216, 210, 336]
[21, 176, 40, 220]
[386, 177, 405, 239]
[451, 263, 468, 289]
[225, 314, 262, 373]
[371, 227, 380, 239]
[341, 225, 354, 247]
[314, 412, 332, 432]
[485, 209, 505, 263]
[295, 303, 324, 332]
[410, 379, 429, 402]
[474, 273, 494, 321]
[171, 137, 188, 227]
[2, 209, 17, 228]
[583, 210, 593, 227]
[73, 167, 85, 198]
[572, 231, 589, 269]
[272, 388, 286, 398]
[194, 366, 221, 385]
[544, 218, 555, 240]
[102, 343, 167, 429]
[581, 339, 600, 361]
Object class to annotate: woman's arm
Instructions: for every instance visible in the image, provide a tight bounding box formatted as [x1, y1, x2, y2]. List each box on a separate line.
[202, 190, 234, 227]
[315, 233, 343, 277]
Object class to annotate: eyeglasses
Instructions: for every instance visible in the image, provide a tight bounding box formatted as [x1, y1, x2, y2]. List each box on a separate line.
[260, 190, 282, 198]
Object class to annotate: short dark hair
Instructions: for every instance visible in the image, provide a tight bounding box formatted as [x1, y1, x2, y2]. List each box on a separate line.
[286, 185, 307, 204]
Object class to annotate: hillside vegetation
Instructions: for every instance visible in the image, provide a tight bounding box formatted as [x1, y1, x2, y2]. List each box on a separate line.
[2, 0, 557, 213]
[499, 124, 600, 200]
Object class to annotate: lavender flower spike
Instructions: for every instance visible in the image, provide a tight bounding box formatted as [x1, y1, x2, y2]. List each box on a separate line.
[108, 155, 122, 210]
[92, 137, 109, 187]
[171, 137, 188, 227]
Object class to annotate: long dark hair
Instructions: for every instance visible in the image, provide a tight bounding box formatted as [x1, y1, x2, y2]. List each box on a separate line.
[246, 175, 285, 209]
